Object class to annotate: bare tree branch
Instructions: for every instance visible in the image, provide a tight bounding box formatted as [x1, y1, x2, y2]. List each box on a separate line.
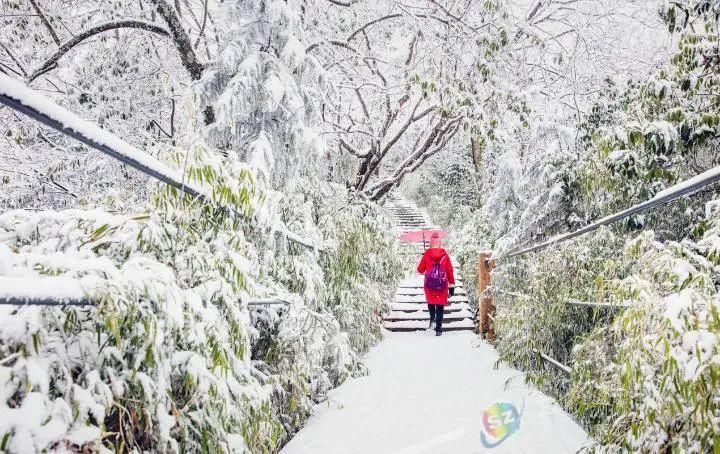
[0, 42, 28, 77]
[28, 0, 61, 46]
[339, 138, 370, 158]
[347, 14, 450, 42]
[355, 98, 423, 191]
[325, 0, 360, 7]
[367, 116, 463, 200]
[194, 0, 210, 48]
[28, 20, 170, 82]
[306, 39, 357, 54]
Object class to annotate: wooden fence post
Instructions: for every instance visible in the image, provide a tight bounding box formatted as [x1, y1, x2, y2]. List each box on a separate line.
[476, 251, 496, 341]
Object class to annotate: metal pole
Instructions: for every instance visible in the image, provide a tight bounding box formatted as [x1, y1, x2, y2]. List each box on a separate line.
[0, 297, 91, 306]
[535, 350, 571, 375]
[247, 299, 292, 306]
[498, 164, 720, 260]
[566, 299, 629, 309]
[0, 297, 293, 307]
[0, 74, 204, 200]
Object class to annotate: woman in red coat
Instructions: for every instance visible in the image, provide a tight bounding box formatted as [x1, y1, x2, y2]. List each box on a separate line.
[417, 233, 455, 336]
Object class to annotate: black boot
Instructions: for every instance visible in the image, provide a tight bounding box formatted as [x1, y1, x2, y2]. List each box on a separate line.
[428, 318, 434, 330]
[435, 306, 444, 335]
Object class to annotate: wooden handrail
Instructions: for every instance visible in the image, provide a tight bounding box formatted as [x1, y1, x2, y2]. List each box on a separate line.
[476, 250, 496, 340]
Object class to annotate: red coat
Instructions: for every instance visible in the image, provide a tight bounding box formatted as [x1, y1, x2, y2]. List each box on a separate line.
[417, 247, 455, 305]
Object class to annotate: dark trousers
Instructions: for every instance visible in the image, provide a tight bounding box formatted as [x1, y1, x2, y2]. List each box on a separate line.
[428, 304, 444, 332]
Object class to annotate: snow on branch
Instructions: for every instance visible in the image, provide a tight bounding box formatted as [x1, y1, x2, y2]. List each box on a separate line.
[306, 39, 358, 53]
[28, 20, 171, 82]
[347, 13, 451, 42]
[325, 0, 360, 6]
[366, 115, 462, 200]
[535, 350, 572, 375]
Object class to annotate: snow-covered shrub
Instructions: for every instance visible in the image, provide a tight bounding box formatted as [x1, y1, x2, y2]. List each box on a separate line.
[492, 227, 627, 395]
[248, 180, 402, 441]
[492, 199, 720, 452]
[0, 144, 269, 452]
[0, 139, 400, 452]
[568, 210, 720, 451]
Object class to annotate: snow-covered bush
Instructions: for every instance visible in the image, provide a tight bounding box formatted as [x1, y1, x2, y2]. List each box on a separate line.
[0, 139, 401, 451]
[491, 198, 720, 452]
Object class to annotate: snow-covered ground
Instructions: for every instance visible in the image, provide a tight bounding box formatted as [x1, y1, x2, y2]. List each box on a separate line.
[282, 331, 590, 454]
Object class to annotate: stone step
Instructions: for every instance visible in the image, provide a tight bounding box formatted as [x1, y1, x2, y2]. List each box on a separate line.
[384, 308, 474, 321]
[397, 277, 464, 288]
[395, 287, 467, 296]
[384, 319, 475, 332]
[389, 302, 472, 312]
[394, 295, 469, 303]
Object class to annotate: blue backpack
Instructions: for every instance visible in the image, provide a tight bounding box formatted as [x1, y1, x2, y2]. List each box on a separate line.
[424, 254, 448, 291]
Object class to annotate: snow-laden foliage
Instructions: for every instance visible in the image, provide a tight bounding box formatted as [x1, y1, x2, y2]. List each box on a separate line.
[403, 1, 720, 452]
[0, 141, 401, 451]
[6, 0, 720, 451]
[0, 1, 406, 452]
[0, 0, 208, 209]
[196, 0, 327, 189]
[493, 199, 720, 452]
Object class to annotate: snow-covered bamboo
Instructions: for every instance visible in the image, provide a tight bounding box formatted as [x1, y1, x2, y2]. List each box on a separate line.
[0, 74, 320, 250]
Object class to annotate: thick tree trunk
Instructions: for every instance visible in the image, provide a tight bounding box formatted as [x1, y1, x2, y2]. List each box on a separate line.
[147, 0, 215, 124]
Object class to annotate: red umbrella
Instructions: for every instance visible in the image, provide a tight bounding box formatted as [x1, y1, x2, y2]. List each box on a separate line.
[398, 229, 448, 244]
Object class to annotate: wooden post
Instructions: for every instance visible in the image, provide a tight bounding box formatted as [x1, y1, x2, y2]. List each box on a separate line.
[476, 251, 496, 341]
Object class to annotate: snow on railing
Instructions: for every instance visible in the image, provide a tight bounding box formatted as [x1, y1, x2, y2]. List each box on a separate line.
[498, 291, 629, 310]
[565, 299, 629, 310]
[481, 163, 720, 373]
[0, 74, 321, 251]
[534, 350, 571, 375]
[0, 276, 294, 308]
[497, 163, 720, 260]
[0, 276, 90, 306]
[246, 298, 292, 307]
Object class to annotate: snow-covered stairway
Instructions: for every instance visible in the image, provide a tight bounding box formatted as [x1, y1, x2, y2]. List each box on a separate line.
[385, 196, 431, 232]
[384, 274, 475, 332]
[383, 195, 475, 332]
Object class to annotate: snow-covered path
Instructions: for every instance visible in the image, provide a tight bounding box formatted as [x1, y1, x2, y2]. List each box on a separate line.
[282, 331, 590, 454]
